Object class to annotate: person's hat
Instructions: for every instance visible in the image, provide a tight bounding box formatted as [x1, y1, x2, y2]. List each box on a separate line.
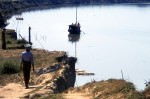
[24, 44, 31, 49]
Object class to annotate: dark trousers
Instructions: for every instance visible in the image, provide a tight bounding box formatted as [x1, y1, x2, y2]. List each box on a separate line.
[23, 61, 31, 88]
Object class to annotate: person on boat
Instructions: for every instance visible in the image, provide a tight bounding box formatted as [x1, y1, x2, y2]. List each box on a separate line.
[20, 44, 35, 89]
[75, 22, 78, 26]
[78, 23, 80, 27]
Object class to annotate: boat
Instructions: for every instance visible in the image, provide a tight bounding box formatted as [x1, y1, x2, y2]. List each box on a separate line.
[68, 5, 81, 34]
[16, 17, 23, 20]
[68, 23, 80, 34]
[76, 69, 95, 76]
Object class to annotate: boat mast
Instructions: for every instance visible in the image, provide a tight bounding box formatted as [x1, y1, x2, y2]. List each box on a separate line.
[76, 4, 77, 23]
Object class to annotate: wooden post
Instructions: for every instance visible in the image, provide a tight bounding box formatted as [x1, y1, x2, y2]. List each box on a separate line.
[121, 70, 124, 80]
[29, 26, 31, 44]
[2, 28, 6, 50]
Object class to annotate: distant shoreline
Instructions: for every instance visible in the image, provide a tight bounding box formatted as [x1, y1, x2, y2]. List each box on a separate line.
[0, 0, 150, 19]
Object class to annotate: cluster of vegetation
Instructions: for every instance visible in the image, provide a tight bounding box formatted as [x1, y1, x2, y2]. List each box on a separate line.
[0, 29, 28, 49]
[1, 0, 150, 13]
[0, 57, 21, 75]
[145, 80, 150, 87]
[71, 79, 145, 99]
[25, 0, 150, 4]
[17, 39, 28, 44]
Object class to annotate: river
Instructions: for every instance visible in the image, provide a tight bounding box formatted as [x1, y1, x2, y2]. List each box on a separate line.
[7, 4, 150, 90]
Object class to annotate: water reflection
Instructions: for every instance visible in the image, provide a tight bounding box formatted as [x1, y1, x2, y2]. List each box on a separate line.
[68, 33, 81, 58]
[68, 34, 80, 43]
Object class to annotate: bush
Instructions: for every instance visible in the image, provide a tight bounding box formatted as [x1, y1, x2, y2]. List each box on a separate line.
[17, 39, 27, 44]
[0, 58, 21, 74]
[6, 40, 12, 44]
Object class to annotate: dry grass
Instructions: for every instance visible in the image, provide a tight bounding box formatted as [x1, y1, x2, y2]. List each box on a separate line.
[66, 79, 144, 99]
[143, 86, 150, 99]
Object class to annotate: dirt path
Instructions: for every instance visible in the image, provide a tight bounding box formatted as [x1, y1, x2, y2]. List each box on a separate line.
[63, 93, 92, 99]
[0, 83, 35, 99]
[0, 83, 92, 99]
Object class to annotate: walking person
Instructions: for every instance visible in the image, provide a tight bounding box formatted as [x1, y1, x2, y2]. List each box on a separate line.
[20, 44, 35, 89]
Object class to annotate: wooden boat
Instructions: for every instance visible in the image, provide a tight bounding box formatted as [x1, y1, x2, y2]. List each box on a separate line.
[68, 23, 80, 34]
[77, 72, 95, 76]
[68, 5, 81, 34]
[76, 69, 95, 76]
[16, 17, 23, 20]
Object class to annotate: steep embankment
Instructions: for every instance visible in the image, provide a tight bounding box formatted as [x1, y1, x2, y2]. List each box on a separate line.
[30, 57, 77, 98]
[0, 49, 78, 99]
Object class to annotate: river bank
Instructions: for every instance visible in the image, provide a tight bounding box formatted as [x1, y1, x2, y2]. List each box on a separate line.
[0, 31, 150, 98]
[0, 30, 150, 98]
[0, 49, 150, 99]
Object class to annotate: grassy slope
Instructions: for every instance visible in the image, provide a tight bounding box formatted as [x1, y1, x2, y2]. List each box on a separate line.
[64, 79, 145, 99]
[0, 29, 65, 86]
[0, 49, 65, 85]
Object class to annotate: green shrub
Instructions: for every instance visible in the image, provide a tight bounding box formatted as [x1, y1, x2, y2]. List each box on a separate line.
[17, 39, 27, 44]
[6, 40, 12, 44]
[0, 58, 21, 74]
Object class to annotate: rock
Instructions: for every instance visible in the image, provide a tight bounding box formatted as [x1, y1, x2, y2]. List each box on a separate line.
[36, 64, 61, 75]
[30, 56, 77, 98]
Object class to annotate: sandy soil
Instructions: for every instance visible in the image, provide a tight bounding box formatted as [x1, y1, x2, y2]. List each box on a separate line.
[63, 93, 92, 99]
[0, 83, 92, 99]
[0, 83, 35, 99]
